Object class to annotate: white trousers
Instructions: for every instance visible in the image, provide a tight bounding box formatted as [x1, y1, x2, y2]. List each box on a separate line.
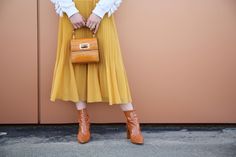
[75, 100, 134, 111]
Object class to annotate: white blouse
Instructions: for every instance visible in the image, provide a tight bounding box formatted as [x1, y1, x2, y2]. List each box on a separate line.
[50, 0, 122, 18]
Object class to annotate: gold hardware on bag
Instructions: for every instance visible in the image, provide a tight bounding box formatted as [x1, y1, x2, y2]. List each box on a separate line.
[80, 43, 90, 49]
[70, 29, 99, 64]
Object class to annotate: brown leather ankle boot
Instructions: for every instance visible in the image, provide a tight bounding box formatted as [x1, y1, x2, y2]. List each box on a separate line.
[77, 108, 91, 144]
[124, 109, 144, 144]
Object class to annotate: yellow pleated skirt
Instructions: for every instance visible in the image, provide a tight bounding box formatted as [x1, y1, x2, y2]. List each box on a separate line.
[50, 0, 132, 105]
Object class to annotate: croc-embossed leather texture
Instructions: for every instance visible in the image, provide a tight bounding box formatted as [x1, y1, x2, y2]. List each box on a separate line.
[70, 30, 99, 64]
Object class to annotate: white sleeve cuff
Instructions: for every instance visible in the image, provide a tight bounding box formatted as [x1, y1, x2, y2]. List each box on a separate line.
[92, 5, 106, 19]
[63, 5, 79, 18]
[107, 0, 122, 17]
[50, 0, 79, 18]
[92, 0, 122, 19]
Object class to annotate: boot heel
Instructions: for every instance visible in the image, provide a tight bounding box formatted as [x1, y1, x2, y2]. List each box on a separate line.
[127, 128, 130, 139]
[127, 129, 130, 139]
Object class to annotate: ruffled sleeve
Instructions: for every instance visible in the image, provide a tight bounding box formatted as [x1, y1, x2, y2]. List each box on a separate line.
[50, 0, 79, 18]
[107, 0, 122, 17]
[92, 0, 123, 19]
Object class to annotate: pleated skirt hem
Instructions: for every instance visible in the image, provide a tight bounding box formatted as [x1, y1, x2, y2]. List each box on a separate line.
[50, 96, 132, 105]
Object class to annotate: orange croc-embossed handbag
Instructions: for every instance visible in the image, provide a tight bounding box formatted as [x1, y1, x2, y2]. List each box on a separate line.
[70, 29, 99, 64]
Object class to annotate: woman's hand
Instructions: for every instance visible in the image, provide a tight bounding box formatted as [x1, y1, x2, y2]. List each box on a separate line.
[69, 13, 86, 29]
[86, 13, 102, 34]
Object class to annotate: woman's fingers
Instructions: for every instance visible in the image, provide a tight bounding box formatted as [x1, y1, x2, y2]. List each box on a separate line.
[77, 19, 85, 28]
[86, 19, 92, 29]
[74, 22, 79, 29]
[86, 13, 101, 31]
[73, 24, 79, 29]
[87, 20, 100, 32]
[71, 13, 101, 34]
[90, 23, 96, 31]
[81, 18, 86, 27]
[94, 22, 100, 34]
[69, 13, 86, 29]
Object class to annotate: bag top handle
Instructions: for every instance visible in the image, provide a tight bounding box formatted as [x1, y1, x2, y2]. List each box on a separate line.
[72, 28, 96, 39]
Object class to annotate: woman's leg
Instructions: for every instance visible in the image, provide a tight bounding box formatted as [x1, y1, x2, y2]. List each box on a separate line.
[75, 100, 87, 110]
[120, 102, 134, 111]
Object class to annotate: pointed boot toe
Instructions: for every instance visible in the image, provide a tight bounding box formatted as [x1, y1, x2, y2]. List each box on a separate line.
[77, 132, 90, 144]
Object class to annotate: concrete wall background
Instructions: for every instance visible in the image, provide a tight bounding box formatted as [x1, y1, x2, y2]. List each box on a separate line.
[0, 0, 236, 124]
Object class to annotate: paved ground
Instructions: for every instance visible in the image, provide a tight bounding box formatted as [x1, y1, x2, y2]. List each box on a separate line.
[0, 124, 236, 157]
